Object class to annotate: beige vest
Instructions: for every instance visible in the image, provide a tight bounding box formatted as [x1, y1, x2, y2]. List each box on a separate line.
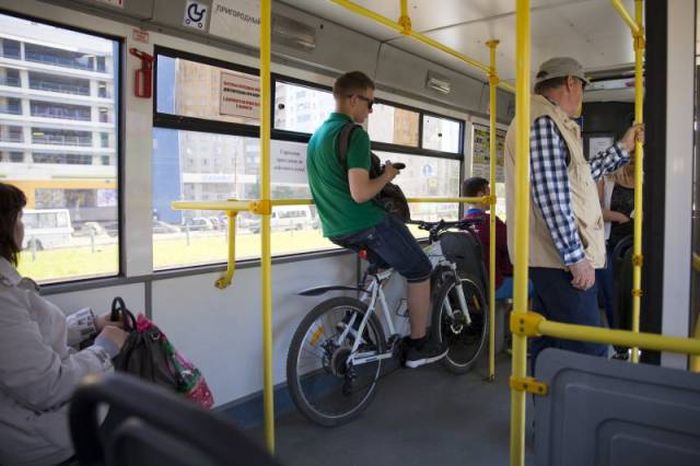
[504, 95, 606, 269]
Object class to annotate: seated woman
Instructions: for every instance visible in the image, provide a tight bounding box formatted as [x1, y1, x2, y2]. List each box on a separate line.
[0, 182, 128, 466]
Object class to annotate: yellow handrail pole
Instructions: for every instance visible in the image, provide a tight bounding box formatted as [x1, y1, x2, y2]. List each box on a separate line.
[630, 0, 644, 363]
[610, 0, 641, 35]
[486, 39, 500, 381]
[330, 0, 515, 93]
[259, 0, 275, 453]
[536, 319, 700, 356]
[510, 0, 530, 464]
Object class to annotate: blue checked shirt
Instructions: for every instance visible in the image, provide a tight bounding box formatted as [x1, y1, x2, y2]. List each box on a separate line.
[530, 116, 630, 265]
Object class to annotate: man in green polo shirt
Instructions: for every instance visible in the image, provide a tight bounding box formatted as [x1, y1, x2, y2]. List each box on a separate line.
[306, 71, 446, 368]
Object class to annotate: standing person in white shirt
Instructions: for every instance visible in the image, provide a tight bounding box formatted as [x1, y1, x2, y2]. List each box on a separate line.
[0, 182, 128, 466]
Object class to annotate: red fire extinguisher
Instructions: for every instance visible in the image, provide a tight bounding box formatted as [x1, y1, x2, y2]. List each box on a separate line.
[129, 48, 154, 98]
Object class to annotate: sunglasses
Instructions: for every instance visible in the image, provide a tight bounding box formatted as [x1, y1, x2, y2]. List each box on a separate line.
[349, 94, 375, 110]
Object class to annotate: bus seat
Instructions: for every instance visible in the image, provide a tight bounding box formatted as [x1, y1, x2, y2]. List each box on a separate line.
[69, 373, 281, 466]
[534, 348, 700, 466]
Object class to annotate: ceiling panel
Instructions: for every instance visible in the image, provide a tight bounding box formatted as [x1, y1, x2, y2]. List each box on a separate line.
[283, 0, 638, 88]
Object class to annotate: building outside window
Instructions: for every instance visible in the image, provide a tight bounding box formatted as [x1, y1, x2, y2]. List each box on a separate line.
[0, 13, 120, 283]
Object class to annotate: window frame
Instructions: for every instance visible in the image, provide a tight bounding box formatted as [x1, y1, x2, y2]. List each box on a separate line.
[152, 46, 467, 271]
[0, 9, 124, 285]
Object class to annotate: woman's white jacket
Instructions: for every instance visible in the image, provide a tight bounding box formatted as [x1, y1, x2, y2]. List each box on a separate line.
[0, 258, 113, 466]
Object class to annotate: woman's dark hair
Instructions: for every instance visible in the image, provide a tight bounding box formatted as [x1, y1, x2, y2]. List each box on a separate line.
[463, 177, 489, 197]
[0, 183, 26, 265]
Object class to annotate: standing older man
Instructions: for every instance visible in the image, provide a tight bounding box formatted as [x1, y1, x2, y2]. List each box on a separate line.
[504, 57, 643, 364]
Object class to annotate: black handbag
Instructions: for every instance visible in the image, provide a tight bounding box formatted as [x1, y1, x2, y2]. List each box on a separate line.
[110, 297, 178, 390]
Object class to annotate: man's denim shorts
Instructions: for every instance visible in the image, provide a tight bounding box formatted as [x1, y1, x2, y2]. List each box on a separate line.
[330, 215, 432, 283]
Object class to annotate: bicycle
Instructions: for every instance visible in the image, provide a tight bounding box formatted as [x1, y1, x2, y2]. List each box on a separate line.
[286, 219, 489, 426]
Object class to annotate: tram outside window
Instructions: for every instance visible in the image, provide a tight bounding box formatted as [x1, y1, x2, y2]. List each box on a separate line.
[0, 13, 120, 284]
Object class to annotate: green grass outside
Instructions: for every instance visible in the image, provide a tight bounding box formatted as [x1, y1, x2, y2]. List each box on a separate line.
[17, 225, 428, 283]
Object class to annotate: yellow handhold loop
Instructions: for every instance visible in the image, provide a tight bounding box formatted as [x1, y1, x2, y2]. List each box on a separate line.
[510, 311, 545, 337]
[510, 376, 548, 396]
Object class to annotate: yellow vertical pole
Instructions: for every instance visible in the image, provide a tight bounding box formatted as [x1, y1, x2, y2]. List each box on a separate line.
[630, 0, 644, 363]
[486, 39, 500, 381]
[259, 0, 275, 454]
[398, 0, 412, 34]
[510, 0, 530, 465]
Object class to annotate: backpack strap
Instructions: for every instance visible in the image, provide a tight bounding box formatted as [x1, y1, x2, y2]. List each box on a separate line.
[336, 122, 362, 171]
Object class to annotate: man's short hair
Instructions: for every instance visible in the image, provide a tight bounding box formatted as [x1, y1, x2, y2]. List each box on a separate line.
[463, 177, 489, 197]
[534, 75, 568, 95]
[333, 71, 375, 99]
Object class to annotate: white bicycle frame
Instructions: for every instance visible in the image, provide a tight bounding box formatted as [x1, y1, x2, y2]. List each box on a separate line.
[342, 240, 472, 368]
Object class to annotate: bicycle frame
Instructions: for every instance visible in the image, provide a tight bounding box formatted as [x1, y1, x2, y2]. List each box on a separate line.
[343, 235, 473, 368]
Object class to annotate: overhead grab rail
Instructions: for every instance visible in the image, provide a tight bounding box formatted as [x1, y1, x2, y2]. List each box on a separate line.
[330, 0, 516, 93]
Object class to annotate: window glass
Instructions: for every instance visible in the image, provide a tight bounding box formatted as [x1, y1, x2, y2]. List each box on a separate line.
[0, 13, 119, 283]
[367, 103, 419, 146]
[471, 124, 506, 218]
[156, 54, 260, 126]
[422, 115, 461, 153]
[374, 150, 461, 236]
[274, 81, 335, 133]
[152, 128, 335, 270]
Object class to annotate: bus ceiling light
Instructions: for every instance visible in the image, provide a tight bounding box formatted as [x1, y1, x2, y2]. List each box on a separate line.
[426, 71, 451, 94]
[272, 14, 316, 52]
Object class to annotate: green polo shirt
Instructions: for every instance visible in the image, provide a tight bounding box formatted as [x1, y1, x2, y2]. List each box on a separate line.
[307, 112, 385, 237]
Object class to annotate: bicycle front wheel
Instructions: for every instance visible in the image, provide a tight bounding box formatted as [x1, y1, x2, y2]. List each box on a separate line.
[432, 275, 489, 374]
[286, 297, 386, 426]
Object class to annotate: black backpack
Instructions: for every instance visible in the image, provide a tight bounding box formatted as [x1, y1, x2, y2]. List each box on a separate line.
[336, 123, 411, 223]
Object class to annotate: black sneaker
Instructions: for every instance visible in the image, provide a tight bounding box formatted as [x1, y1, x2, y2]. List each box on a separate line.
[405, 339, 448, 369]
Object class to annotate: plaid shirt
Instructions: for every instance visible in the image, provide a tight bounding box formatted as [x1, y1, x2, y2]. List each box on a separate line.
[530, 116, 630, 265]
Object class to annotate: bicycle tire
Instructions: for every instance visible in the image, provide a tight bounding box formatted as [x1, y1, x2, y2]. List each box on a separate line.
[431, 273, 489, 374]
[286, 297, 386, 426]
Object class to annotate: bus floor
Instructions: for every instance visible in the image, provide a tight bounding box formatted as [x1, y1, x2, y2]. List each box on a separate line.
[250, 354, 535, 466]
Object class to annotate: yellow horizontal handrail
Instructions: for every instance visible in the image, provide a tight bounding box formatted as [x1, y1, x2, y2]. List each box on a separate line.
[172, 196, 490, 211]
[537, 319, 700, 356]
[171, 195, 487, 287]
[330, 0, 515, 93]
[171, 200, 253, 211]
[610, 0, 641, 35]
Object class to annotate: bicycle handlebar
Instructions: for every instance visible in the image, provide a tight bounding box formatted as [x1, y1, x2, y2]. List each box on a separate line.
[407, 218, 482, 242]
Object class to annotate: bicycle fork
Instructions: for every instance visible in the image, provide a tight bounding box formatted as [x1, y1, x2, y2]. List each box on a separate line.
[438, 261, 472, 328]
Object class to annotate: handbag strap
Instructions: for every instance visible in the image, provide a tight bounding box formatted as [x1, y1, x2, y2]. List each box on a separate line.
[111, 296, 136, 331]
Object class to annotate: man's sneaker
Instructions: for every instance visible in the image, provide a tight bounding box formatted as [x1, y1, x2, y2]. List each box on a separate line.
[405, 339, 448, 369]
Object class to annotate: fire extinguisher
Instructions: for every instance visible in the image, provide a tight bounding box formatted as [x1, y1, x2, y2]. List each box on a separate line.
[129, 48, 154, 98]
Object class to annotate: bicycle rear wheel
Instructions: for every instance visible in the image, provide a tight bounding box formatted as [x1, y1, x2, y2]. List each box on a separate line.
[432, 274, 489, 374]
[286, 297, 386, 426]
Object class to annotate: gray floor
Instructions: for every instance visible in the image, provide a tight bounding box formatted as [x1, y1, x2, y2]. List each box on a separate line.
[251, 355, 535, 466]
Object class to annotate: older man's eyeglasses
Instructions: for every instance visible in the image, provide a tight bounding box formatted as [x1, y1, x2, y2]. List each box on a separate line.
[349, 94, 374, 110]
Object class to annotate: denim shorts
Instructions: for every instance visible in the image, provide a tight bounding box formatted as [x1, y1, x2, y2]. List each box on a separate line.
[330, 215, 432, 283]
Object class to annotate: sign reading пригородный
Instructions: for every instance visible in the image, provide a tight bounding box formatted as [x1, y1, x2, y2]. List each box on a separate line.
[210, 0, 260, 47]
